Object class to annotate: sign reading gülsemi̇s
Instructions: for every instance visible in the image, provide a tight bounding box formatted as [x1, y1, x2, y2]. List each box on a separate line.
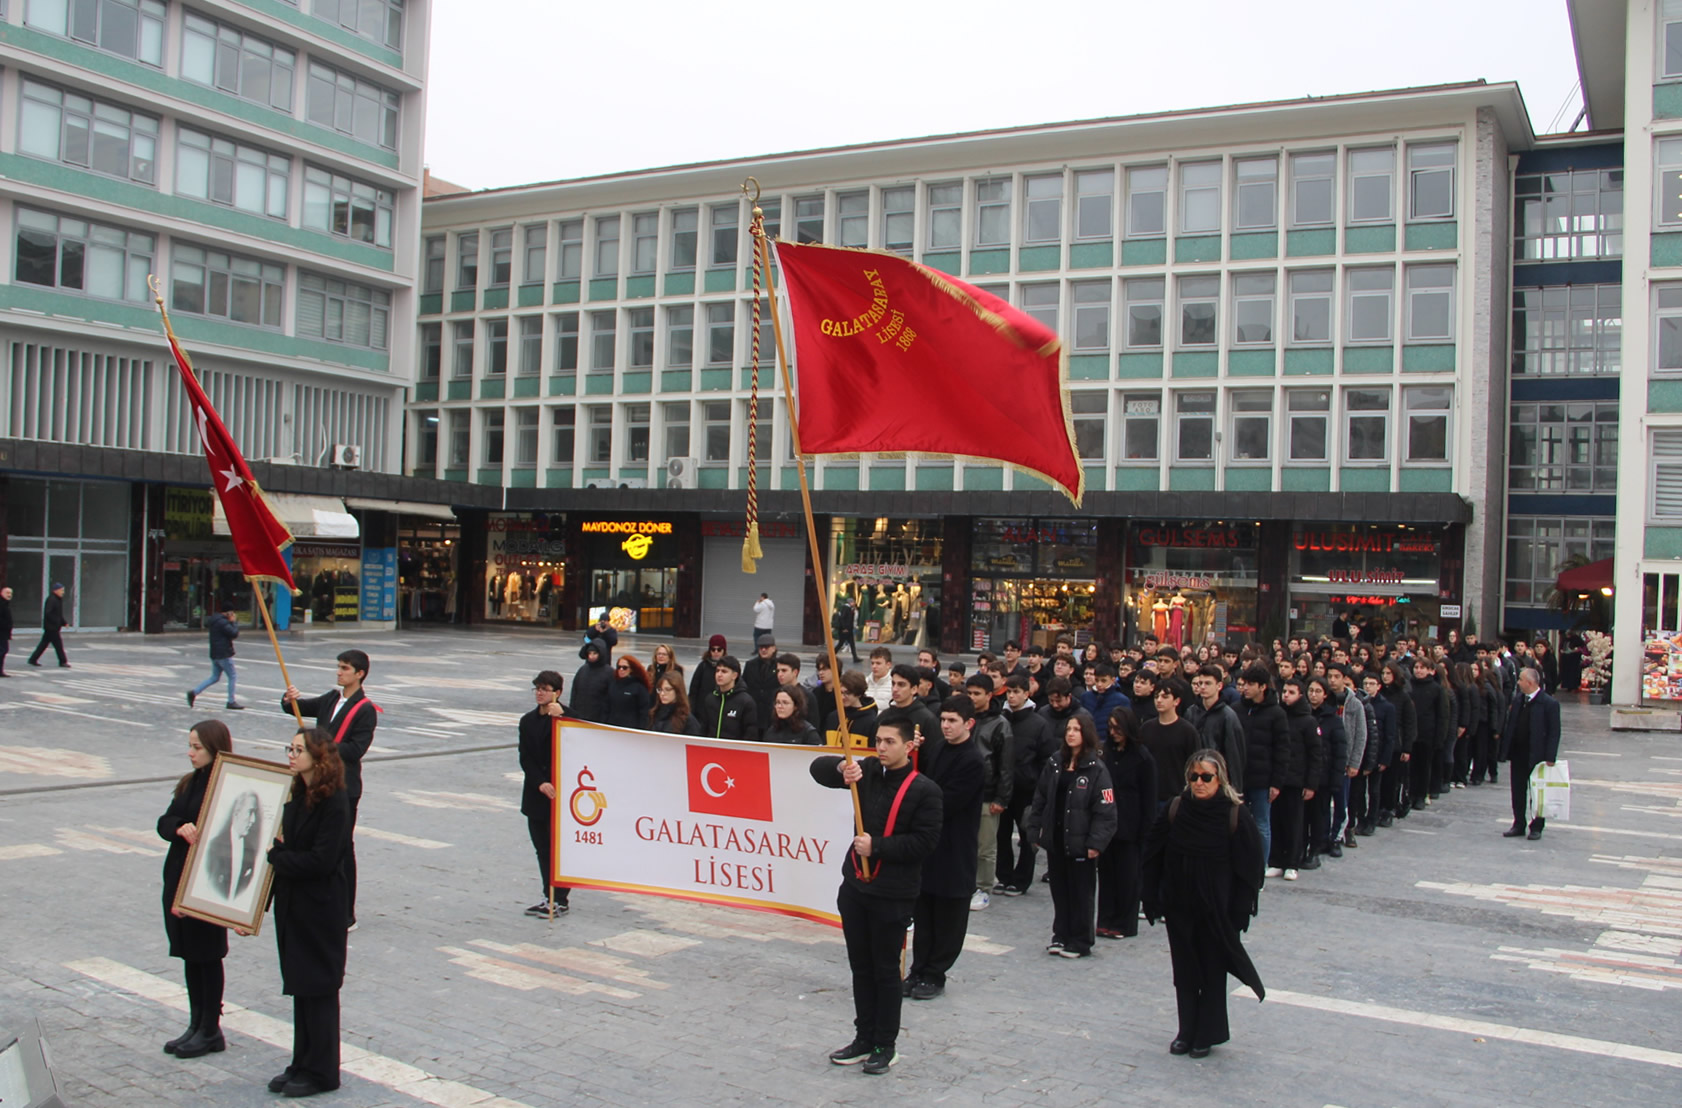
[551, 720, 854, 925]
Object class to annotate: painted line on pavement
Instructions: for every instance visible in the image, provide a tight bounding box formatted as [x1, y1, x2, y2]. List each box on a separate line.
[1250, 986, 1682, 1070]
[358, 825, 451, 850]
[65, 958, 534, 1108]
[0, 843, 63, 860]
[1564, 750, 1622, 758]
[1542, 823, 1682, 842]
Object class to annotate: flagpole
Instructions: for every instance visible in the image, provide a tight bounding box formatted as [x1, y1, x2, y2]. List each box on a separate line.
[745, 181, 869, 849]
[150, 275, 303, 730]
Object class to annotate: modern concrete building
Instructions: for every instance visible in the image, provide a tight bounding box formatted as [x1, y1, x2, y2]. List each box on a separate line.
[0, 0, 487, 633]
[416, 82, 1534, 652]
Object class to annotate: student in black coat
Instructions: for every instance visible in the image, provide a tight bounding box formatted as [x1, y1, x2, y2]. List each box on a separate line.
[702, 656, 760, 740]
[1095, 707, 1155, 938]
[266, 727, 352, 1098]
[689, 635, 727, 706]
[1500, 668, 1563, 840]
[1355, 673, 1397, 835]
[763, 685, 824, 745]
[905, 697, 985, 999]
[281, 649, 376, 930]
[997, 675, 1054, 894]
[606, 655, 653, 730]
[156, 720, 234, 1059]
[570, 640, 614, 723]
[650, 671, 705, 736]
[1142, 748, 1265, 1059]
[28, 582, 69, 667]
[822, 670, 879, 746]
[811, 718, 944, 1074]
[0, 584, 14, 676]
[1305, 679, 1347, 862]
[1407, 658, 1453, 808]
[1271, 680, 1324, 876]
[1022, 712, 1118, 958]
[517, 671, 570, 918]
[741, 640, 783, 727]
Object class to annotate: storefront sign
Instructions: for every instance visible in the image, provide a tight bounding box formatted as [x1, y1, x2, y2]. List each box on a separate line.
[703, 520, 799, 539]
[165, 487, 214, 541]
[1294, 529, 1440, 555]
[1135, 526, 1244, 548]
[621, 534, 654, 560]
[1441, 604, 1462, 618]
[291, 542, 360, 558]
[839, 562, 939, 585]
[359, 548, 398, 622]
[490, 513, 567, 564]
[1328, 595, 1412, 606]
[1141, 572, 1214, 590]
[580, 520, 674, 535]
[1326, 568, 1406, 585]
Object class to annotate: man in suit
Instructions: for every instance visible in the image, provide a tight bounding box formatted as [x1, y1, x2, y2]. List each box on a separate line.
[283, 649, 377, 928]
[28, 582, 69, 667]
[1499, 667, 1561, 841]
[205, 790, 262, 902]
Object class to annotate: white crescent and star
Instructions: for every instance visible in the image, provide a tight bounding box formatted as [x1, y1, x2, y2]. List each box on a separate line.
[700, 762, 736, 798]
[196, 405, 246, 495]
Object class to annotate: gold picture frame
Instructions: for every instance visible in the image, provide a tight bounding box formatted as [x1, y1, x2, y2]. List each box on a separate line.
[171, 752, 293, 934]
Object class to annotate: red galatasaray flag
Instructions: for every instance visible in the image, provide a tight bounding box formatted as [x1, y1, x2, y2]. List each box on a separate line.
[162, 330, 297, 590]
[774, 241, 1083, 504]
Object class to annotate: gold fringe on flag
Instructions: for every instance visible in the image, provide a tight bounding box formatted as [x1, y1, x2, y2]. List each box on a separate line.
[740, 179, 767, 574]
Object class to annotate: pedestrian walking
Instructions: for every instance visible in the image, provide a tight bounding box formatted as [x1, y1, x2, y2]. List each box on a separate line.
[156, 719, 233, 1059]
[753, 592, 775, 648]
[1142, 749, 1265, 1059]
[832, 594, 860, 663]
[27, 581, 69, 667]
[186, 605, 244, 710]
[265, 726, 352, 1098]
[281, 649, 376, 931]
[1096, 706, 1155, 939]
[0, 585, 13, 676]
[811, 719, 943, 1076]
[1024, 713, 1118, 958]
[518, 671, 570, 917]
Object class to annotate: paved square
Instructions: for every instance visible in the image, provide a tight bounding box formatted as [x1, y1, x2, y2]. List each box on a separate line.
[3, 628, 1679, 1106]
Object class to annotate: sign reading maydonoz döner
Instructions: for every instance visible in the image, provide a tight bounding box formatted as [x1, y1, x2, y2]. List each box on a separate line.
[552, 720, 855, 925]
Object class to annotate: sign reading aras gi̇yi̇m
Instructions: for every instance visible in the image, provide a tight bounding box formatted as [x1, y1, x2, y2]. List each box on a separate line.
[551, 720, 854, 925]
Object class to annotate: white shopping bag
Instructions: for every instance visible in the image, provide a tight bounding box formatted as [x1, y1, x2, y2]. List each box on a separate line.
[1528, 760, 1571, 823]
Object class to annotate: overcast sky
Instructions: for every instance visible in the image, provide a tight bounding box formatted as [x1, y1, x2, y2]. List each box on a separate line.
[422, 0, 1585, 192]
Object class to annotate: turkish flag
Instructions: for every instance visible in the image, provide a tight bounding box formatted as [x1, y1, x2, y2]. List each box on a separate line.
[775, 241, 1083, 505]
[685, 745, 774, 822]
[161, 330, 296, 590]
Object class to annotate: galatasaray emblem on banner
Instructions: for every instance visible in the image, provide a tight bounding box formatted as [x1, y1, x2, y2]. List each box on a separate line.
[552, 720, 852, 925]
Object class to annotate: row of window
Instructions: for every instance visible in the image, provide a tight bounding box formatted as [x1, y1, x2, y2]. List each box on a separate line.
[1511, 284, 1620, 377]
[415, 385, 1453, 472]
[22, 0, 403, 147]
[1508, 402, 1618, 494]
[12, 207, 390, 348]
[1503, 516, 1615, 607]
[426, 144, 1456, 292]
[16, 79, 398, 245]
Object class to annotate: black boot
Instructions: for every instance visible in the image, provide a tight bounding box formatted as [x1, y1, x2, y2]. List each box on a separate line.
[174, 963, 225, 1058]
[166, 965, 201, 1054]
[163, 1008, 199, 1054]
[173, 1020, 225, 1058]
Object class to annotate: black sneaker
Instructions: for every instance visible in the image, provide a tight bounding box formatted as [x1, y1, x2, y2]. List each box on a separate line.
[861, 1047, 897, 1075]
[186, 690, 196, 708]
[909, 980, 943, 1001]
[998, 884, 1025, 897]
[524, 902, 552, 917]
[828, 1039, 872, 1066]
[225, 703, 245, 711]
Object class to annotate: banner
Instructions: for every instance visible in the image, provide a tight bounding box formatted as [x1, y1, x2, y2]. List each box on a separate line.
[551, 720, 855, 925]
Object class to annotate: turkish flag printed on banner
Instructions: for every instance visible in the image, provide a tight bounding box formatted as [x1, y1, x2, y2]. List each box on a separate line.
[161, 330, 296, 590]
[774, 240, 1083, 505]
[685, 745, 774, 823]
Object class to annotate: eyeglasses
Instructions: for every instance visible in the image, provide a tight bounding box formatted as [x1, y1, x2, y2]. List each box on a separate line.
[1186, 772, 1217, 784]
[287, 745, 306, 755]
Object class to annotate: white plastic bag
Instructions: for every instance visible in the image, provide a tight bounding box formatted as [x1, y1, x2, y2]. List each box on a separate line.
[1528, 760, 1570, 823]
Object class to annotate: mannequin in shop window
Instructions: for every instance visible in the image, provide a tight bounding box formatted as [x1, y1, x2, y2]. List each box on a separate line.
[1168, 592, 1187, 651]
[488, 574, 503, 616]
[505, 571, 523, 616]
[1152, 595, 1170, 641]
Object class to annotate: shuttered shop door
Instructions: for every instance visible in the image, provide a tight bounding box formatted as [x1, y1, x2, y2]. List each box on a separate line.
[700, 536, 806, 648]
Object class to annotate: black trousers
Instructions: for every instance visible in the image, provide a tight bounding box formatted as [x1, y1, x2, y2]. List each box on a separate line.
[1470, 724, 1496, 783]
[1508, 747, 1544, 832]
[1096, 839, 1141, 936]
[1384, 758, 1409, 814]
[1452, 729, 1471, 784]
[835, 627, 859, 662]
[345, 796, 360, 925]
[289, 992, 340, 1091]
[1306, 787, 1333, 853]
[181, 959, 224, 1032]
[1167, 912, 1232, 1049]
[1356, 771, 1384, 827]
[1048, 851, 1098, 952]
[837, 883, 913, 1050]
[1409, 741, 1435, 804]
[28, 628, 66, 665]
[1270, 787, 1305, 868]
[909, 891, 971, 986]
[0, 637, 9, 673]
[997, 792, 1037, 890]
[526, 811, 571, 905]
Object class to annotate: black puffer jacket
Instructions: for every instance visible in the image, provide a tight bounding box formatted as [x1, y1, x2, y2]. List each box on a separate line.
[1379, 681, 1417, 755]
[570, 644, 613, 723]
[1024, 751, 1118, 858]
[1361, 691, 1398, 770]
[809, 755, 944, 900]
[1312, 701, 1347, 791]
[1409, 675, 1453, 754]
[1100, 741, 1157, 844]
[1005, 704, 1056, 796]
[1277, 697, 1325, 790]
[1237, 689, 1291, 792]
[606, 675, 651, 730]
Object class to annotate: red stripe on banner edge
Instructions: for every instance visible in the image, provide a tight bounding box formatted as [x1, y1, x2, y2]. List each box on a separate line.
[551, 876, 840, 928]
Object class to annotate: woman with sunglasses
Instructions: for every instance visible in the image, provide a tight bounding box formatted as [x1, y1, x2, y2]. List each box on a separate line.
[607, 655, 653, 730]
[1142, 749, 1265, 1059]
[266, 727, 351, 1098]
[156, 719, 234, 1059]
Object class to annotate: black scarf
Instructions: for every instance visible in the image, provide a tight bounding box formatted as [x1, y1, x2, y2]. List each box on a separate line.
[1169, 790, 1236, 860]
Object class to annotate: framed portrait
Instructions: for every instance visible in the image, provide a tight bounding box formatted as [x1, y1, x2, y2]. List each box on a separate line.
[172, 752, 293, 934]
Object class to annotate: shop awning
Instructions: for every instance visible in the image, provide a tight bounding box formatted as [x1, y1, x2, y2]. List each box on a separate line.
[213, 493, 359, 540]
[342, 497, 458, 521]
[1555, 558, 1614, 592]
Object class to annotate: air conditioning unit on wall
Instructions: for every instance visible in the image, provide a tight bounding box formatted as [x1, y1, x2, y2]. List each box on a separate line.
[667, 457, 698, 489]
[331, 444, 362, 469]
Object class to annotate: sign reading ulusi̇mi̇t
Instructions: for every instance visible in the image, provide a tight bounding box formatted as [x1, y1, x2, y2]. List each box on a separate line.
[551, 720, 854, 925]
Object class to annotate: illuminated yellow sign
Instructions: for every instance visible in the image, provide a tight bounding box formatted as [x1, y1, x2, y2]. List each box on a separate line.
[580, 520, 673, 534]
[621, 534, 654, 560]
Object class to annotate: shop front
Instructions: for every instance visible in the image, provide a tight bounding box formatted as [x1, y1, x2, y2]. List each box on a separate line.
[159, 485, 249, 631]
[580, 516, 679, 634]
[970, 518, 1099, 652]
[485, 512, 566, 625]
[1287, 525, 1447, 642]
[293, 540, 366, 623]
[1124, 523, 1260, 649]
[828, 517, 943, 647]
[399, 520, 460, 623]
[3, 476, 132, 631]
